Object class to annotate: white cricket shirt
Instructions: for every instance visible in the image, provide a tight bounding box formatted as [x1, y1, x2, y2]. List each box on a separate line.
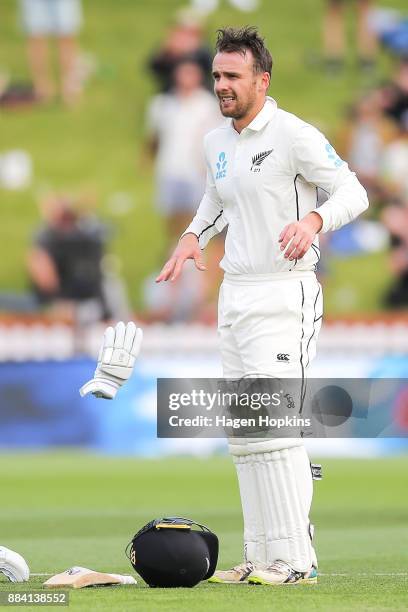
[184, 97, 369, 274]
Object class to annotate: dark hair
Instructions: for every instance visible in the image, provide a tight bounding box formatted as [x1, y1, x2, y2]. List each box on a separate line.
[215, 26, 273, 76]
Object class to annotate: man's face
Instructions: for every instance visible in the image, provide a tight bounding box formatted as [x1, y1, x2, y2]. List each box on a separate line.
[174, 61, 203, 92]
[212, 50, 268, 120]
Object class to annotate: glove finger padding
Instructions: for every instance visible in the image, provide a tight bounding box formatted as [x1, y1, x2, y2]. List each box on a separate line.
[128, 327, 143, 370]
[100, 326, 115, 364]
[114, 321, 126, 349]
[131, 327, 143, 358]
[124, 322, 137, 354]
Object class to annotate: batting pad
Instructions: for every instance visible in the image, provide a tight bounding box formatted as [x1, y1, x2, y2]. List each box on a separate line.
[233, 455, 266, 565]
[43, 567, 136, 589]
[252, 445, 314, 572]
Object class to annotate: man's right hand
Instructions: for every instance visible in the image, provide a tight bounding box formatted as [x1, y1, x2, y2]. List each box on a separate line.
[155, 233, 206, 282]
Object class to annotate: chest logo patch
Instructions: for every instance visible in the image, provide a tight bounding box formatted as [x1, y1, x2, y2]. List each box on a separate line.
[215, 152, 227, 179]
[251, 149, 273, 172]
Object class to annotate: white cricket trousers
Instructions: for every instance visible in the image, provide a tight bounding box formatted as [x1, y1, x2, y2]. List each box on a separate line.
[218, 271, 323, 571]
[218, 271, 322, 380]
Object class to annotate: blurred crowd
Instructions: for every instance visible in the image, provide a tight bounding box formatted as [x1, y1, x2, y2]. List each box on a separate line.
[143, 9, 224, 324]
[145, 2, 408, 317]
[335, 56, 408, 307]
[1, 0, 85, 108]
[27, 193, 130, 326]
[2, 1, 408, 329]
[322, 0, 378, 74]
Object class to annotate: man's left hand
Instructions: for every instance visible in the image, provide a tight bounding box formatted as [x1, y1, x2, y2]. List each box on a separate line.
[279, 212, 323, 261]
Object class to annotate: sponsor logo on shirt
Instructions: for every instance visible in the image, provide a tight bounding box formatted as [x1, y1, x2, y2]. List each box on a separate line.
[216, 152, 227, 179]
[250, 149, 273, 172]
[276, 353, 290, 362]
[325, 143, 344, 168]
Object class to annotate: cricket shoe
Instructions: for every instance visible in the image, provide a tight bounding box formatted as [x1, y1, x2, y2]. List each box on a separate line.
[208, 561, 255, 584]
[248, 560, 317, 586]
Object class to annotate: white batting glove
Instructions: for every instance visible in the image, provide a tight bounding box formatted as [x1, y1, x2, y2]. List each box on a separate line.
[79, 321, 143, 400]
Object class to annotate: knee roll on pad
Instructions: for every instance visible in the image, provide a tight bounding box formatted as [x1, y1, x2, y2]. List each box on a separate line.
[229, 437, 304, 456]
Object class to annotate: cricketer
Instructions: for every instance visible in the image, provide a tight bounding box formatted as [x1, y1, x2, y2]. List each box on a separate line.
[155, 26, 369, 585]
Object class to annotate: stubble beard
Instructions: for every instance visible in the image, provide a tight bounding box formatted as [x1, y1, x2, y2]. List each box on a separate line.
[220, 100, 246, 119]
[218, 90, 257, 120]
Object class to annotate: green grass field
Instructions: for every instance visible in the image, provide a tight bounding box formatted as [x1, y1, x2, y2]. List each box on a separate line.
[0, 452, 407, 611]
[1, 0, 408, 312]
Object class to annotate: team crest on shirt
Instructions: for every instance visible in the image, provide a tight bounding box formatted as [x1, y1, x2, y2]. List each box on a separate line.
[250, 149, 273, 172]
[215, 152, 227, 179]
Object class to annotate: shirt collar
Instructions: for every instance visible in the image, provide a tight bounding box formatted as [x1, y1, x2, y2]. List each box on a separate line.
[246, 97, 277, 131]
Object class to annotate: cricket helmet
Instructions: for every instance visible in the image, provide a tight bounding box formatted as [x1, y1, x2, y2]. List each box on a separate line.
[126, 517, 218, 587]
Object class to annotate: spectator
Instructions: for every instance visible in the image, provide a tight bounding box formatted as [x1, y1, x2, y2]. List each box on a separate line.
[379, 114, 408, 308]
[322, 0, 378, 73]
[381, 204, 408, 308]
[144, 57, 223, 322]
[191, 0, 260, 14]
[148, 9, 212, 92]
[142, 253, 223, 325]
[380, 123, 408, 204]
[19, 0, 83, 105]
[27, 194, 114, 325]
[336, 89, 398, 203]
[142, 260, 206, 324]
[380, 57, 408, 132]
[146, 58, 221, 242]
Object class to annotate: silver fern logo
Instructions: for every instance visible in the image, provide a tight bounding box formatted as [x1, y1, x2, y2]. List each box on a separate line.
[251, 149, 273, 172]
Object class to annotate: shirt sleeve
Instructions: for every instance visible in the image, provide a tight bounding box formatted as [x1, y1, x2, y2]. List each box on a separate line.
[181, 148, 227, 249]
[291, 124, 369, 233]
